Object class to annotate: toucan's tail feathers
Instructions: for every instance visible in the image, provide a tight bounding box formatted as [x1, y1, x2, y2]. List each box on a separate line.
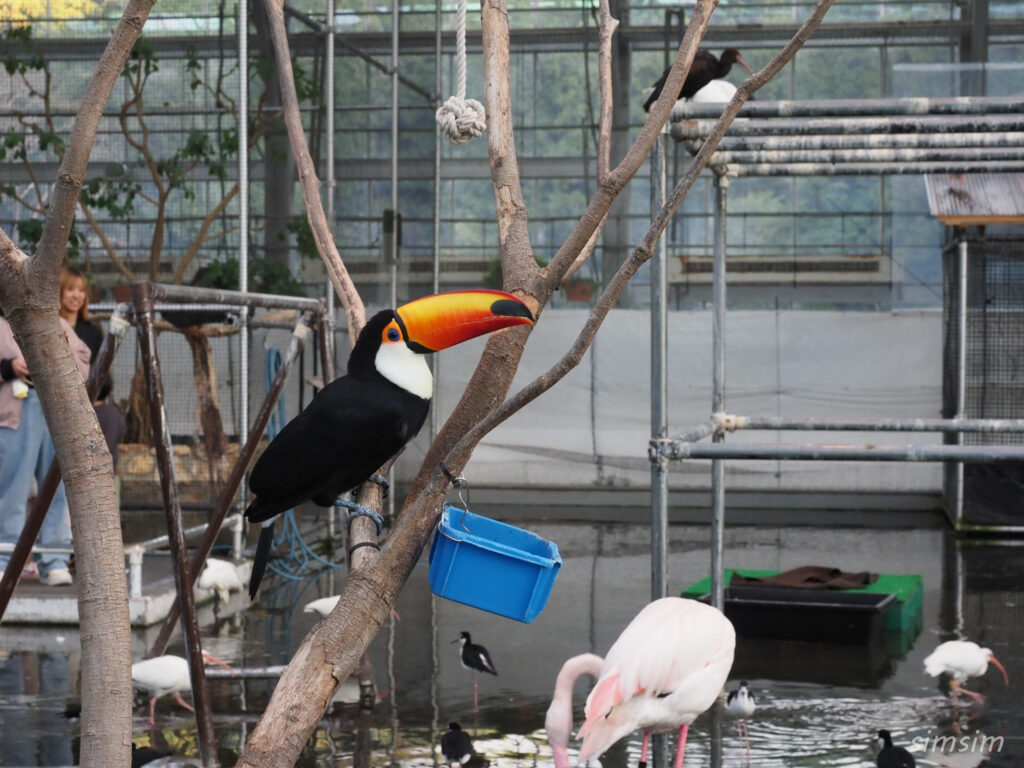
[249, 522, 276, 600]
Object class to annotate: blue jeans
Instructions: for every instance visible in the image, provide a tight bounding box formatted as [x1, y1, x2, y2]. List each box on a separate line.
[0, 390, 72, 576]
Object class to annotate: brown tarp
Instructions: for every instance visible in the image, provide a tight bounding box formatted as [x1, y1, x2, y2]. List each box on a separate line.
[730, 566, 878, 590]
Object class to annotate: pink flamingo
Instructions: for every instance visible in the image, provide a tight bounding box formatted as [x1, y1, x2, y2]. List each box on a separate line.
[576, 597, 736, 768]
[545, 653, 605, 768]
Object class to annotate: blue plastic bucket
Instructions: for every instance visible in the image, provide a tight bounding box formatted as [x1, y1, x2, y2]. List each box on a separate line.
[428, 506, 561, 623]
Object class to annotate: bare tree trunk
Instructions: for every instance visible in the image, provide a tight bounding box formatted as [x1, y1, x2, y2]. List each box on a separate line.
[0, 3, 155, 767]
[184, 327, 230, 499]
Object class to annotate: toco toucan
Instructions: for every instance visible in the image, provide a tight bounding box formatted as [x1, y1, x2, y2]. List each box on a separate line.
[245, 289, 534, 597]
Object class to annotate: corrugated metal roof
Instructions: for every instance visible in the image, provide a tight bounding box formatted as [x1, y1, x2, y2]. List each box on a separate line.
[924, 173, 1024, 225]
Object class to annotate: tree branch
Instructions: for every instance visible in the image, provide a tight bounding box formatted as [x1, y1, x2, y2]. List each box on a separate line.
[263, 0, 365, 345]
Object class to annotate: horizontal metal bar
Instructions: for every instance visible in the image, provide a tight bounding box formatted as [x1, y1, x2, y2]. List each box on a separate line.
[674, 420, 719, 444]
[730, 161, 1024, 176]
[670, 115, 1024, 140]
[664, 443, 1024, 462]
[133, 513, 244, 553]
[710, 147, 1024, 165]
[676, 96, 1024, 119]
[140, 282, 324, 312]
[735, 416, 1024, 433]
[205, 665, 286, 678]
[709, 132, 1024, 152]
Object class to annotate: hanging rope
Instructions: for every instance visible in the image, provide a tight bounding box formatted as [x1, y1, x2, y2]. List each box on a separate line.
[435, 0, 486, 144]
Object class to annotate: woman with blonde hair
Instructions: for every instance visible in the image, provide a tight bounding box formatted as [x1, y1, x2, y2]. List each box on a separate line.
[59, 266, 102, 362]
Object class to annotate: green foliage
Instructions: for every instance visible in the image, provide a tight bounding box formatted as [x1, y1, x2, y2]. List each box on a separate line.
[81, 178, 140, 220]
[284, 216, 319, 262]
[14, 217, 86, 260]
[198, 256, 306, 297]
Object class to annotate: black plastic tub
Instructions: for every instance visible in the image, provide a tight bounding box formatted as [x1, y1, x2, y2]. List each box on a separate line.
[698, 587, 897, 645]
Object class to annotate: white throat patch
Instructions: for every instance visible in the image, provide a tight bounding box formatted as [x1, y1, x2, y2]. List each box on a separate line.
[374, 342, 433, 400]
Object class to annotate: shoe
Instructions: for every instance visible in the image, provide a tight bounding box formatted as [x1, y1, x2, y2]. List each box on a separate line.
[41, 569, 73, 587]
[22, 561, 38, 579]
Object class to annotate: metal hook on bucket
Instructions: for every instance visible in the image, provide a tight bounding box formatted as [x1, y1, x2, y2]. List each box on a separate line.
[440, 462, 472, 532]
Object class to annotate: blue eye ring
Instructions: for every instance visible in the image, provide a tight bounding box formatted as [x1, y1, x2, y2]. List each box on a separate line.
[387, 328, 400, 342]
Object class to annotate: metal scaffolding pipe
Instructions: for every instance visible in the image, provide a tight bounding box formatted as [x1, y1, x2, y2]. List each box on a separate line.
[710, 146, 1024, 166]
[665, 443, 1024, 462]
[650, 132, 669, 602]
[676, 96, 1024, 119]
[729, 416, 1024, 433]
[705, 131, 1024, 152]
[710, 174, 728, 613]
[142, 281, 323, 312]
[731, 160, 1024, 177]
[670, 115, 1024, 141]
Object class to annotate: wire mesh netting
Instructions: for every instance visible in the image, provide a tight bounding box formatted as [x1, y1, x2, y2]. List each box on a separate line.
[942, 236, 1024, 525]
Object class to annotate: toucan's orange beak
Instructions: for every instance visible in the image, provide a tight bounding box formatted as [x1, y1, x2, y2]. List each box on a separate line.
[395, 290, 534, 352]
[989, 653, 1009, 685]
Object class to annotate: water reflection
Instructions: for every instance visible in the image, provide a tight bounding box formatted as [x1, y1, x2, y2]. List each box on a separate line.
[0, 524, 1021, 767]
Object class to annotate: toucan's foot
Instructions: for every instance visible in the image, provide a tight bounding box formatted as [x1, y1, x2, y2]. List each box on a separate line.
[334, 499, 384, 533]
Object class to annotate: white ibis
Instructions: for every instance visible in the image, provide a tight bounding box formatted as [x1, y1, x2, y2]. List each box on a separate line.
[456, 631, 497, 718]
[303, 595, 341, 617]
[131, 651, 233, 725]
[441, 722, 475, 767]
[545, 653, 605, 768]
[642, 48, 753, 112]
[725, 680, 756, 755]
[576, 597, 736, 768]
[923, 640, 1009, 705]
[197, 558, 243, 609]
[876, 729, 915, 768]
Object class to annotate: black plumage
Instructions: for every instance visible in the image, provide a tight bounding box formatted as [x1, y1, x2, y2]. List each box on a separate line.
[876, 729, 916, 768]
[642, 48, 752, 112]
[246, 310, 428, 597]
[458, 631, 497, 676]
[441, 722, 474, 766]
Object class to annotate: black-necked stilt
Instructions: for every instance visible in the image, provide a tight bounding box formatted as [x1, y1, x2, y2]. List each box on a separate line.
[575, 597, 736, 768]
[545, 653, 604, 768]
[923, 639, 1009, 706]
[441, 722, 475, 766]
[876, 729, 916, 768]
[642, 49, 754, 112]
[456, 631, 497, 721]
[725, 680, 756, 758]
[130, 652, 233, 725]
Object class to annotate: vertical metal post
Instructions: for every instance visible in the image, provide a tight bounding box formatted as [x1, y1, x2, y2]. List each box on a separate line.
[650, 132, 669, 603]
[132, 283, 217, 767]
[955, 238, 968, 527]
[238, 0, 251, 517]
[650, 131, 670, 768]
[710, 172, 729, 612]
[390, 0, 400, 309]
[325, 0, 337, 369]
[430, 0, 443, 442]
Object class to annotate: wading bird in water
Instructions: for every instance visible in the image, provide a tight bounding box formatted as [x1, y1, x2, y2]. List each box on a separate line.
[576, 597, 736, 768]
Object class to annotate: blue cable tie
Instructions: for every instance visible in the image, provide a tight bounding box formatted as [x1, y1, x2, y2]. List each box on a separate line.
[334, 499, 384, 535]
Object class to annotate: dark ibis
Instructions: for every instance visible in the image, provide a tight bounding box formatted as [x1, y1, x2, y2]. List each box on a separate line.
[642, 48, 753, 112]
